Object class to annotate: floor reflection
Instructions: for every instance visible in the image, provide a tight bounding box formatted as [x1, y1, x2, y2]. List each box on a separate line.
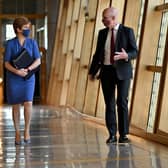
[14, 146, 21, 168]
[14, 146, 32, 168]
[0, 105, 168, 168]
[24, 146, 32, 168]
[105, 144, 135, 168]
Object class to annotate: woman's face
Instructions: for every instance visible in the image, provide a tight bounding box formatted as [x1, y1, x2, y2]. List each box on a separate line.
[21, 23, 30, 31]
[17, 23, 30, 34]
[16, 23, 31, 37]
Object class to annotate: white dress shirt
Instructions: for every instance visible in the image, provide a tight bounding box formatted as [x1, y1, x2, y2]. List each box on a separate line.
[104, 24, 120, 65]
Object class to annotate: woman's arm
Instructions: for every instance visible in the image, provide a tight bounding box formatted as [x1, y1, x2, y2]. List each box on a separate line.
[27, 58, 41, 71]
[5, 62, 28, 77]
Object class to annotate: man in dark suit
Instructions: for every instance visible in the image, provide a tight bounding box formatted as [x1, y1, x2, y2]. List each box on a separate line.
[89, 7, 138, 143]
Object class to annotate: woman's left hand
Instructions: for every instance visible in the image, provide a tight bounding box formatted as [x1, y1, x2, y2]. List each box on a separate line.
[17, 68, 28, 77]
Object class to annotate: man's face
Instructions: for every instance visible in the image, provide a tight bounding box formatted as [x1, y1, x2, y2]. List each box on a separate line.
[102, 10, 117, 28]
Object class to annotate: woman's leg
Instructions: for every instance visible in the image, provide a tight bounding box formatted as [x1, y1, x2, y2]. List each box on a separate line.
[12, 104, 21, 142]
[23, 101, 32, 140]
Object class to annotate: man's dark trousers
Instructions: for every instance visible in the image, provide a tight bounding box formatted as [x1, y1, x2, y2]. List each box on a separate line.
[100, 65, 130, 137]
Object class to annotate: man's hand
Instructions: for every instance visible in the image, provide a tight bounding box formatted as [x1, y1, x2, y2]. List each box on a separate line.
[89, 74, 95, 81]
[113, 48, 128, 61]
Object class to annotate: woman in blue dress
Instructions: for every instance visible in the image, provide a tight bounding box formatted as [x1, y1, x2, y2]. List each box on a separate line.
[4, 17, 41, 145]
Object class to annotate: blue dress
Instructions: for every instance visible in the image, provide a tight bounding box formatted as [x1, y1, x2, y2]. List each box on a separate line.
[4, 37, 41, 104]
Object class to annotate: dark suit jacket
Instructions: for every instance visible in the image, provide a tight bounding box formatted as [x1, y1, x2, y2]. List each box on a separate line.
[89, 24, 138, 80]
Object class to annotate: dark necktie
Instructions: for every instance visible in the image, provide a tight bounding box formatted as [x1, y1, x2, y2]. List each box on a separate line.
[110, 28, 115, 64]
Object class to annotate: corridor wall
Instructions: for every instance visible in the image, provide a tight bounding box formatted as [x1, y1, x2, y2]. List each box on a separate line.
[47, 0, 168, 145]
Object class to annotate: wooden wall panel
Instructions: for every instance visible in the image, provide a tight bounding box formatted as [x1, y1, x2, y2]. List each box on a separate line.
[60, 80, 69, 105]
[73, 1, 86, 59]
[66, 0, 73, 26]
[74, 0, 98, 112]
[55, 4, 68, 76]
[74, 21, 96, 111]
[47, 0, 64, 104]
[54, 81, 63, 106]
[72, 0, 81, 21]
[111, 0, 125, 22]
[66, 60, 80, 106]
[131, 0, 164, 130]
[64, 2, 78, 81]
[79, 21, 96, 66]
[124, 0, 141, 34]
[64, 2, 79, 82]
[49, 0, 67, 105]
[49, 0, 71, 105]
[83, 0, 110, 116]
[66, 0, 86, 106]
[68, 22, 77, 51]
[58, 52, 66, 81]
[58, 0, 75, 105]
[50, 44, 62, 105]
[74, 68, 88, 111]
[64, 52, 73, 80]
[88, 0, 99, 19]
[62, 28, 70, 55]
[124, 0, 142, 114]
[96, 87, 105, 119]
[58, 27, 70, 81]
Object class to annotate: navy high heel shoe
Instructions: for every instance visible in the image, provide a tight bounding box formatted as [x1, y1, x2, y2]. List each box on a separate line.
[24, 139, 31, 144]
[15, 141, 22, 145]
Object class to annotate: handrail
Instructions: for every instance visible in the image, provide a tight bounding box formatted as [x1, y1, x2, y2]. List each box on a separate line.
[146, 65, 162, 73]
[155, 3, 168, 12]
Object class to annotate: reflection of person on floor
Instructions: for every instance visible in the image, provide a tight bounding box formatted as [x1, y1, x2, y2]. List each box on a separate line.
[106, 144, 135, 168]
[24, 146, 32, 168]
[105, 145, 117, 168]
[14, 146, 21, 168]
[14, 146, 32, 168]
[89, 7, 138, 144]
[4, 16, 41, 145]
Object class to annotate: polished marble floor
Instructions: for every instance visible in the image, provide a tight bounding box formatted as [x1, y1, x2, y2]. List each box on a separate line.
[0, 105, 168, 168]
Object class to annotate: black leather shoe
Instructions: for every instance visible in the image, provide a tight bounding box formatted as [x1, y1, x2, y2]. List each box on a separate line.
[119, 135, 130, 143]
[106, 136, 117, 144]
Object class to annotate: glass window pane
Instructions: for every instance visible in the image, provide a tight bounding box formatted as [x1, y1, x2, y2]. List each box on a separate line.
[128, 0, 146, 109]
[147, 12, 168, 132]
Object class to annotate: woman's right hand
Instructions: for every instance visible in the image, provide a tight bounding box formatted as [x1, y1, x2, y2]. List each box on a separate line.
[16, 68, 28, 77]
